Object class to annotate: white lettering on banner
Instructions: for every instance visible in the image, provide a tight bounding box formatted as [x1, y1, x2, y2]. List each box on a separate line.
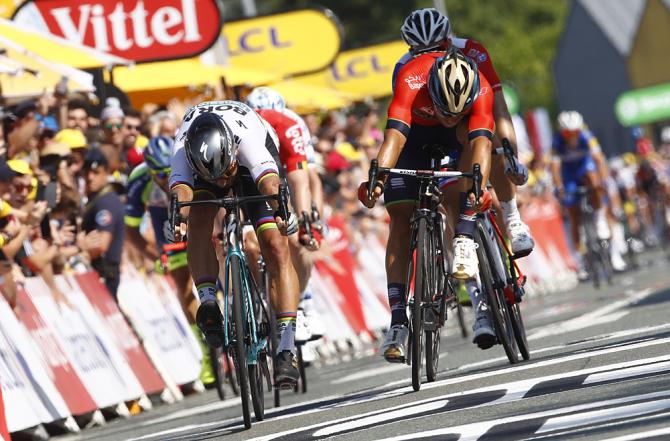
[48, 0, 201, 52]
[108, 312, 141, 351]
[149, 318, 186, 352]
[30, 328, 69, 369]
[67, 333, 109, 373]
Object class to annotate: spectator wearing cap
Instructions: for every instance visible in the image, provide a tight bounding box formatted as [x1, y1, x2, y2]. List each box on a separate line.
[55, 129, 89, 198]
[78, 148, 125, 298]
[5, 100, 40, 159]
[100, 98, 125, 152]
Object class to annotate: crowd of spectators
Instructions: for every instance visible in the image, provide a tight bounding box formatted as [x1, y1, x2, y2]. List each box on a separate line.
[1, 81, 668, 311]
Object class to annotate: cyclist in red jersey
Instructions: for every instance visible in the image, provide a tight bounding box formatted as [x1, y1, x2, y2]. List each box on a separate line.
[247, 87, 325, 344]
[393, 8, 534, 257]
[359, 47, 498, 360]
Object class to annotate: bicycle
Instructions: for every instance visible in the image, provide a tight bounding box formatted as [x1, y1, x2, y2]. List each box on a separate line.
[576, 185, 613, 288]
[368, 146, 476, 391]
[475, 139, 530, 364]
[172, 185, 291, 429]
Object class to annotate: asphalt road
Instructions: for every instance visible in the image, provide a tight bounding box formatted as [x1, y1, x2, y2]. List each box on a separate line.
[61, 251, 670, 441]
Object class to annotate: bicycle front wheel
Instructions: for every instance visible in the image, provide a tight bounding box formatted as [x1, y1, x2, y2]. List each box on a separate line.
[411, 217, 430, 391]
[475, 221, 519, 364]
[230, 256, 253, 428]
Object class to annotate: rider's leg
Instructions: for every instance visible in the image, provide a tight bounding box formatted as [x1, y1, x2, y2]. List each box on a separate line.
[258, 227, 300, 354]
[585, 169, 611, 239]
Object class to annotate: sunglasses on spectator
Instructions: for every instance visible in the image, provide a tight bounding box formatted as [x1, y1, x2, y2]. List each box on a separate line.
[125, 124, 141, 131]
[104, 122, 123, 130]
[150, 168, 170, 179]
[13, 183, 33, 193]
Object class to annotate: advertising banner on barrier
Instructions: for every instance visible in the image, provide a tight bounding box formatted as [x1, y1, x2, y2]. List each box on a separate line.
[117, 265, 200, 386]
[0, 385, 8, 441]
[73, 272, 165, 395]
[298, 40, 407, 99]
[0, 295, 70, 432]
[222, 8, 341, 77]
[12, 0, 222, 63]
[23, 277, 131, 408]
[314, 215, 369, 337]
[14, 288, 96, 416]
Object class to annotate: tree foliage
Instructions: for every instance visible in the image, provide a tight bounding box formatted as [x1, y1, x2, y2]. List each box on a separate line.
[221, 0, 569, 110]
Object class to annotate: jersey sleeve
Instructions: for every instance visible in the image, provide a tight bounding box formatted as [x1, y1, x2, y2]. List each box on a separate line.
[583, 129, 602, 154]
[169, 118, 194, 190]
[467, 40, 501, 92]
[124, 171, 148, 227]
[386, 64, 422, 137]
[467, 73, 495, 141]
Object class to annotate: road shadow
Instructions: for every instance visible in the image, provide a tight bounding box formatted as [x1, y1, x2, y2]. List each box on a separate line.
[629, 287, 670, 308]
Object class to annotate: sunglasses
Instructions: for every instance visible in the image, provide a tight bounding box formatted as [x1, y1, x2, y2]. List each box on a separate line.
[125, 124, 141, 131]
[13, 183, 33, 193]
[104, 122, 123, 130]
[150, 168, 170, 179]
[561, 129, 580, 138]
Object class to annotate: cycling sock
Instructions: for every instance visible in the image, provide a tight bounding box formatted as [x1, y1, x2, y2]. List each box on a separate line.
[388, 283, 408, 326]
[466, 275, 486, 315]
[276, 312, 297, 354]
[455, 192, 477, 238]
[500, 197, 521, 226]
[195, 277, 218, 302]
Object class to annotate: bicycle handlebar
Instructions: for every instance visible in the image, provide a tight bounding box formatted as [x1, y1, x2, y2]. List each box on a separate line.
[173, 184, 292, 221]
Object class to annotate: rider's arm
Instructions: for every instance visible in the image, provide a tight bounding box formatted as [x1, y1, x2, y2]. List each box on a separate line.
[493, 90, 518, 154]
[467, 74, 496, 192]
[169, 127, 195, 219]
[287, 169, 311, 216]
[550, 157, 563, 191]
[257, 174, 282, 211]
[308, 167, 324, 215]
[125, 226, 159, 260]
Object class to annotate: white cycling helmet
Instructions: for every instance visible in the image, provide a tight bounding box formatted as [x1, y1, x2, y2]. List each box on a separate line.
[557, 111, 584, 132]
[245, 87, 286, 110]
[401, 8, 450, 52]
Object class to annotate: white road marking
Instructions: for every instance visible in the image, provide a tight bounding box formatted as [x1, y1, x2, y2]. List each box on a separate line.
[606, 427, 670, 440]
[248, 355, 670, 441]
[527, 288, 652, 340]
[377, 390, 670, 441]
[312, 400, 449, 437]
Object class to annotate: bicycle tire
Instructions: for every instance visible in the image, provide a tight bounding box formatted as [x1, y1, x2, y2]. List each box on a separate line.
[475, 221, 519, 364]
[456, 300, 468, 338]
[411, 217, 429, 391]
[209, 346, 226, 400]
[296, 344, 307, 393]
[249, 364, 264, 421]
[510, 302, 530, 360]
[598, 241, 614, 285]
[425, 223, 440, 383]
[226, 352, 240, 396]
[230, 255, 253, 429]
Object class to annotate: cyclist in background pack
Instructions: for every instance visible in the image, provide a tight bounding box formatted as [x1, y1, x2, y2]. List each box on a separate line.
[246, 86, 326, 343]
[169, 100, 301, 387]
[551, 111, 611, 261]
[125, 136, 215, 386]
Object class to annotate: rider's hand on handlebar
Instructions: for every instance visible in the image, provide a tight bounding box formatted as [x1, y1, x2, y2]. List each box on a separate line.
[468, 187, 493, 212]
[299, 224, 322, 251]
[504, 156, 529, 186]
[358, 181, 382, 209]
[275, 212, 298, 236]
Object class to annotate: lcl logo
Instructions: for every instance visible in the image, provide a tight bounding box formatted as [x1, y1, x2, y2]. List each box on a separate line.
[225, 26, 292, 55]
[330, 55, 389, 81]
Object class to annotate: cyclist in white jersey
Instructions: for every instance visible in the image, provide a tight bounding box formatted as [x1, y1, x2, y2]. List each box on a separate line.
[169, 100, 301, 386]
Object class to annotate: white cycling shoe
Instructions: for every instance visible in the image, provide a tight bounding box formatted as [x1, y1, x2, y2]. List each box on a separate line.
[295, 309, 312, 343]
[596, 217, 611, 240]
[379, 324, 409, 363]
[452, 236, 479, 280]
[507, 220, 535, 257]
[306, 309, 325, 341]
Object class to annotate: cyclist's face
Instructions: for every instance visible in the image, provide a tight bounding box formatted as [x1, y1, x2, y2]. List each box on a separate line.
[434, 107, 464, 128]
[214, 160, 238, 187]
[561, 129, 580, 147]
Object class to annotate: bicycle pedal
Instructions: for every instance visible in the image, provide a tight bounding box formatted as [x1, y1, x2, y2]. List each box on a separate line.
[511, 249, 532, 259]
[275, 381, 297, 391]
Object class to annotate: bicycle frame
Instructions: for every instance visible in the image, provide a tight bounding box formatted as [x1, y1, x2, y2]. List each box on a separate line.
[222, 210, 266, 365]
[485, 211, 527, 304]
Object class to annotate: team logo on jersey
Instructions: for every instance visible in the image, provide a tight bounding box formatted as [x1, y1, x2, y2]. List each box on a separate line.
[414, 106, 436, 120]
[467, 48, 487, 64]
[479, 87, 489, 96]
[405, 74, 426, 90]
[96, 209, 113, 227]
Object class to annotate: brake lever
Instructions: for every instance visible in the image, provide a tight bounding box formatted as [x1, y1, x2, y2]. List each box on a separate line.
[368, 159, 379, 200]
[471, 164, 482, 202]
[501, 138, 518, 174]
[300, 211, 314, 245]
[277, 184, 290, 221]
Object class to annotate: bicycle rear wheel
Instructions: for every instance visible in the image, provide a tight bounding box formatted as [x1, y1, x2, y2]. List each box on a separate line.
[475, 221, 519, 364]
[230, 256, 253, 429]
[296, 344, 307, 393]
[411, 217, 430, 391]
[209, 346, 226, 400]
